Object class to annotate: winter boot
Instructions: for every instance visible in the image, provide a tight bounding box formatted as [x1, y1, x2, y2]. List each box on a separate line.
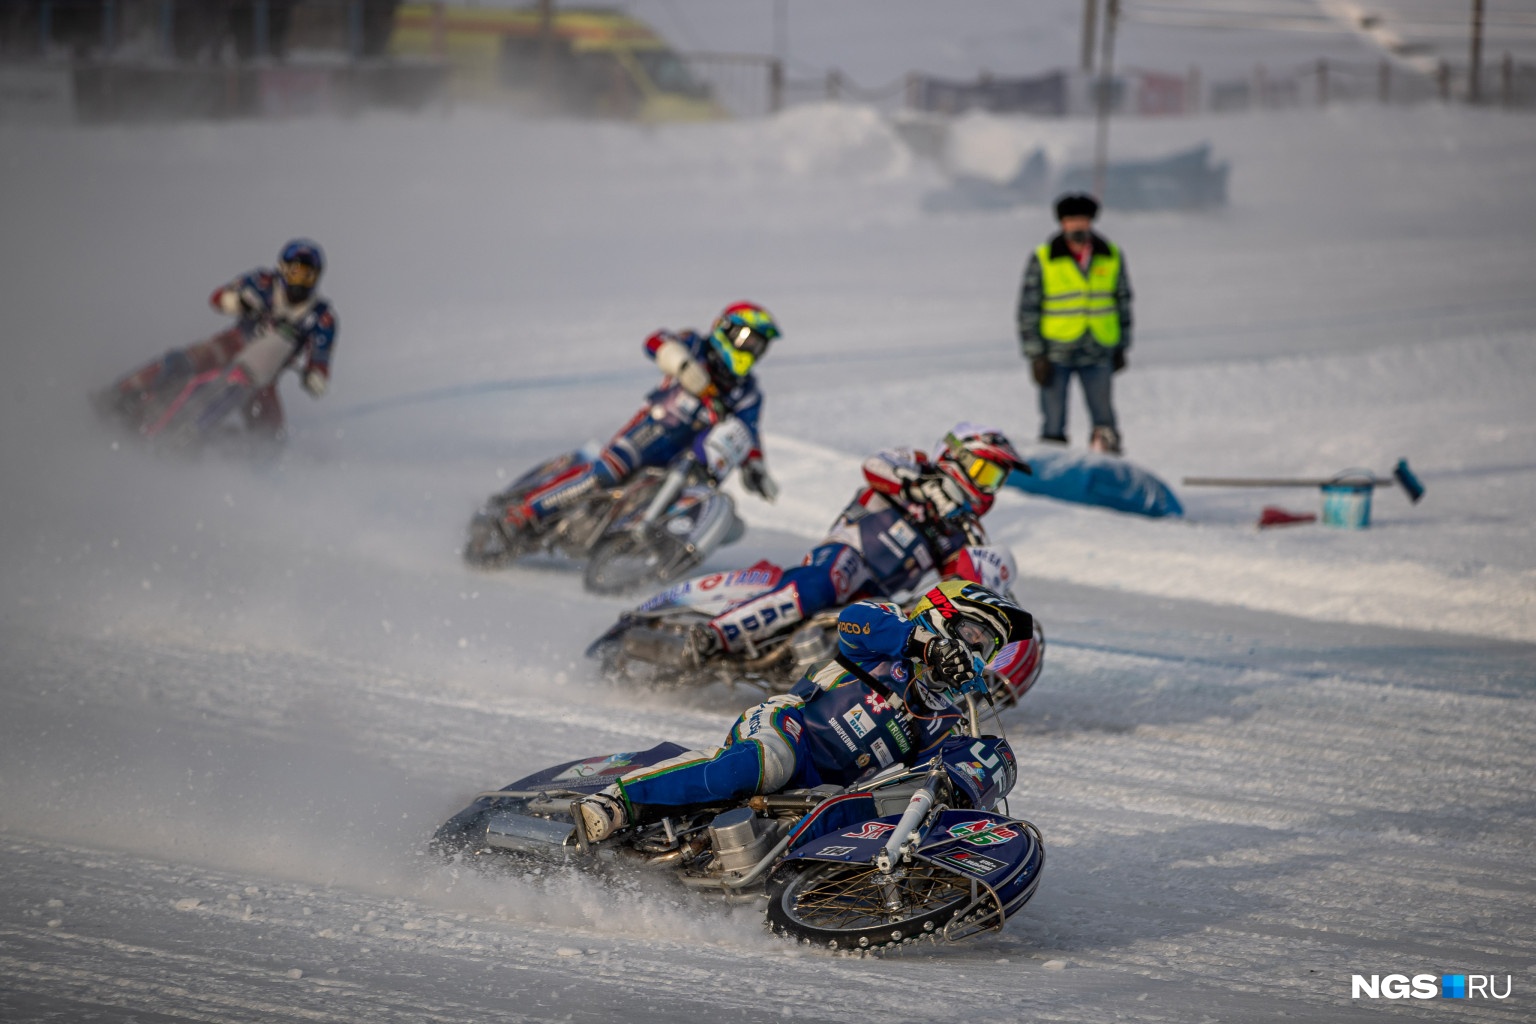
[1089, 426, 1122, 455]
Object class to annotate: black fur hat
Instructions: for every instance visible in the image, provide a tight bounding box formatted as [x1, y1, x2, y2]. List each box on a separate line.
[1054, 192, 1100, 220]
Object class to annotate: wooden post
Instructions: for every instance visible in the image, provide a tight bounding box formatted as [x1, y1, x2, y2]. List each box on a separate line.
[1469, 0, 1484, 103]
[769, 58, 783, 114]
[430, 2, 446, 57]
[1080, 0, 1098, 74]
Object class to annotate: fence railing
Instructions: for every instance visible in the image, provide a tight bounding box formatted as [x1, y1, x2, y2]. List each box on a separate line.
[0, 0, 400, 63]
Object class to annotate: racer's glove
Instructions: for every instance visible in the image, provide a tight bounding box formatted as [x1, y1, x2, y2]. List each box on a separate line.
[907, 626, 981, 690]
[653, 338, 712, 397]
[302, 366, 328, 398]
[740, 458, 778, 502]
[913, 472, 966, 523]
[1031, 356, 1054, 387]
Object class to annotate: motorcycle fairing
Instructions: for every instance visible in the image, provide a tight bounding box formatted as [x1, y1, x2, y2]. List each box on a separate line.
[499, 741, 691, 796]
[632, 560, 784, 616]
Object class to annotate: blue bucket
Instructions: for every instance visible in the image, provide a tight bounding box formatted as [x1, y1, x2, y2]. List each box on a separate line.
[1320, 480, 1373, 529]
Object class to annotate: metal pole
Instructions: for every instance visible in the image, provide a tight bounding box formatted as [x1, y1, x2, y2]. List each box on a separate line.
[255, 0, 270, 61]
[538, 0, 555, 109]
[1080, 0, 1098, 74]
[348, 0, 364, 60]
[1092, 0, 1119, 200]
[160, 0, 174, 61]
[1469, 0, 1484, 103]
[102, 0, 117, 55]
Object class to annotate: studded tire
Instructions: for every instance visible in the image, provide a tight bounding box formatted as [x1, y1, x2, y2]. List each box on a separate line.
[764, 860, 976, 952]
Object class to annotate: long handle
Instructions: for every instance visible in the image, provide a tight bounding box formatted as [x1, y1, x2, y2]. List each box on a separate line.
[1182, 476, 1385, 488]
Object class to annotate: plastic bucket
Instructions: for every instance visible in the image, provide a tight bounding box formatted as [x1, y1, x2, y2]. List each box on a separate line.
[1320, 482, 1373, 529]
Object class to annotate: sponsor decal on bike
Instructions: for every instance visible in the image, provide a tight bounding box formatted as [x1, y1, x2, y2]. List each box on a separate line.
[636, 581, 693, 612]
[698, 573, 725, 590]
[553, 753, 636, 782]
[956, 761, 989, 787]
[813, 844, 859, 857]
[884, 719, 911, 753]
[870, 737, 894, 768]
[842, 706, 874, 738]
[724, 568, 776, 588]
[933, 850, 1007, 876]
[946, 819, 1020, 846]
[842, 821, 897, 840]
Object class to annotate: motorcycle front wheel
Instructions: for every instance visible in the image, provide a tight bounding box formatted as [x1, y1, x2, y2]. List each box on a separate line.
[765, 860, 978, 951]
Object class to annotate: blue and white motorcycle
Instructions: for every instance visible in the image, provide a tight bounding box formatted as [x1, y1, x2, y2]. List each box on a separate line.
[464, 417, 754, 595]
[431, 693, 1045, 952]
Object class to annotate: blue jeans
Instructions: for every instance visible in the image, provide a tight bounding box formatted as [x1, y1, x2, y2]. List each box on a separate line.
[1039, 361, 1116, 441]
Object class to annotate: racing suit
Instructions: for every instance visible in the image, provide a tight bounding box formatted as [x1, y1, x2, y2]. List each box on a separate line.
[703, 447, 989, 654]
[604, 599, 965, 820]
[110, 267, 338, 436]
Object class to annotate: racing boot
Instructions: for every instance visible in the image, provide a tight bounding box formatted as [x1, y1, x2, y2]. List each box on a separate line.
[683, 623, 722, 666]
[574, 792, 629, 844]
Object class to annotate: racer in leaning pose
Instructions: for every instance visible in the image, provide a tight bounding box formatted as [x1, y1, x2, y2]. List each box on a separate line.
[502, 302, 782, 531]
[96, 239, 336, 439]
[576, 580, 1034, 840]
[682, 424, 1028, 661]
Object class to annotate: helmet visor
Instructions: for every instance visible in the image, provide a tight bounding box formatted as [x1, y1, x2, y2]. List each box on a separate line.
[711, 323, 769, 377]
[281, 261, 319, 289]
[956, 448, 1009, 494]
[953, 618, 1000, 663]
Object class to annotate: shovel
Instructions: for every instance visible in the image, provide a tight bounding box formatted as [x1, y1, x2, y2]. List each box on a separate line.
[1182, 458, 1425, 504]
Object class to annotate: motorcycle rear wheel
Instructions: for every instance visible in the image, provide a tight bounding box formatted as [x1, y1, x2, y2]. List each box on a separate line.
[765, 860, 977, 951]
[584, 530, 692, 596]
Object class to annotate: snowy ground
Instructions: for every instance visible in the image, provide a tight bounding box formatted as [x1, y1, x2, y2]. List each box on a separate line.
[3, 48, 1536, 1024]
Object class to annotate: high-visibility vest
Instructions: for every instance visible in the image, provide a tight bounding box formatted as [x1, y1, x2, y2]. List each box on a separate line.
[1037, 242, 1123, 347]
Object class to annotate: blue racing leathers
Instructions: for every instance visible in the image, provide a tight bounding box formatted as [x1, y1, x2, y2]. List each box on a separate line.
[607, 600, 964, 819]
[518, 329, 764, 524]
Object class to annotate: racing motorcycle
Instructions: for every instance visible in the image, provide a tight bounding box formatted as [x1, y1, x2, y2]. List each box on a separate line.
[431, 692, 1045, 952]
[93, 323, 299, 454]
[464, 416, 754, 595]
[585, 544, 1045, 706]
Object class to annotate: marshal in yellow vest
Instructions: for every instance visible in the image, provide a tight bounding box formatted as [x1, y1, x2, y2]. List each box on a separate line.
[1036, 243, 1123, 347]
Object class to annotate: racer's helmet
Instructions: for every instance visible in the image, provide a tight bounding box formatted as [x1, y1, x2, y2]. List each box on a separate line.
[908, 580, 1034, 706]
[706, 302, 780, 381]
[277, 239, 325, 304]
[935, 423, 1026, 517]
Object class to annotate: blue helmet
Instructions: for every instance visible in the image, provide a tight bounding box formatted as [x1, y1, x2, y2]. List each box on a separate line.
[277, 238, 325, 303]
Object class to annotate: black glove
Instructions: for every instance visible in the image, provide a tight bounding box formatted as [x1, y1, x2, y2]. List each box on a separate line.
[1031, 356, 1054, 387]
[1112, 350, 1127, 374]
[911, 634, 978, 689]
[740, 460, 778, 502]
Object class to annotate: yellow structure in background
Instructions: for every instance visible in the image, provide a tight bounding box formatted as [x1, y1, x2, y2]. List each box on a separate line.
[390, 4, 725, 120]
